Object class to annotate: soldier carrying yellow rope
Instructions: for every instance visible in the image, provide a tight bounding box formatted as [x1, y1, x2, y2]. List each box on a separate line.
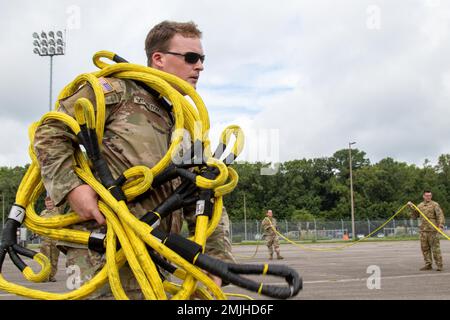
[0, 20, 301, 300]
[261, 210, 284, 260]
[408, 190, 446, 271]
[33, 20, 233, 299]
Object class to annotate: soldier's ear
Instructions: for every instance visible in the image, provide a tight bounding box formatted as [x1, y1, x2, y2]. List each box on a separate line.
[151, 52, 164, 69]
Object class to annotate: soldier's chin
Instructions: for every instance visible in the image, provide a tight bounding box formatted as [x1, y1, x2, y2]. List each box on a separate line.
[187, 78, 198, 88]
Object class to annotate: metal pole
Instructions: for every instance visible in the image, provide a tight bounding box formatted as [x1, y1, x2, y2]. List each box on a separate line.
[349, 142, 356, 239]
[314, 218, 317, 241]
[49, 55, 53, 111]
[243, 193, 247, 241]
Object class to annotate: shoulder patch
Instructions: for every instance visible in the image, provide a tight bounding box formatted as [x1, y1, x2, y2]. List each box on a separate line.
[105, 93, 120, 105]
[108, 77, 125, 93]
[98, 77, 114, 93]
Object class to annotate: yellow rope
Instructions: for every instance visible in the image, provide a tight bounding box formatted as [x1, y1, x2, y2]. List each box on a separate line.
[266, 203, 449, 252]
[0, 51, 244, 300]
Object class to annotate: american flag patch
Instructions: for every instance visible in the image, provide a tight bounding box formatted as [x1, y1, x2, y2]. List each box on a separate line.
[98, 77, 113, 93]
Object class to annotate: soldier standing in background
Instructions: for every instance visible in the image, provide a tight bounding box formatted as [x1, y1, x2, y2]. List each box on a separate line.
[39, 196, 61, 282]
[408, 190, 445, 271]
[261, 210, 284, 260]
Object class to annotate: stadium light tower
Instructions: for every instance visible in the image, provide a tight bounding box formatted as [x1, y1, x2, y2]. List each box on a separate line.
[32, 30, 66, 111]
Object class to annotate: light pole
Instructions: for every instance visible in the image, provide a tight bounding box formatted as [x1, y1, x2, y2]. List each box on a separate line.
[32, 30, 66, 111]
[243, 192, 247, 241]
[349, 142, 356, 240]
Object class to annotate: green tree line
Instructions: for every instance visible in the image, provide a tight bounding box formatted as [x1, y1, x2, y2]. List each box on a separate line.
[0, 165, 46, 225]
[1, 149, 450, 224]
[224, 149, 450, 222]
[0, 165, 29, 225]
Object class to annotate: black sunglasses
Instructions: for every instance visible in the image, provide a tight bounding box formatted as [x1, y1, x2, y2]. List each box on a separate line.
[163, 51, 205, 64]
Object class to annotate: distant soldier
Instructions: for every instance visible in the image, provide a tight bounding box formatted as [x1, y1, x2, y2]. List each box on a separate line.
[408, 190, 445, 271]
[261, 210, 284, 260]
[39, 196, 62, 282]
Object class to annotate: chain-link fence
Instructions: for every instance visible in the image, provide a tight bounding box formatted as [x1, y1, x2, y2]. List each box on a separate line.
[229, 219, 448, 243]
[1, 219, 447, 246]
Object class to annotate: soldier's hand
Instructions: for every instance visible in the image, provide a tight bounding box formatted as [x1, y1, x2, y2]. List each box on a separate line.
[67, 184, 106, 225]
[407, 201, 413, 207]
[439, 224, 444, 230]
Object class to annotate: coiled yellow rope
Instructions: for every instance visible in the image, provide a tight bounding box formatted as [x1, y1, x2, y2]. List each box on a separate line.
[0, 51, 244, 300]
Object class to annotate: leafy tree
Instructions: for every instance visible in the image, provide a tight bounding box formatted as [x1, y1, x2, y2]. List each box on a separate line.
[2, 149, 450, 225]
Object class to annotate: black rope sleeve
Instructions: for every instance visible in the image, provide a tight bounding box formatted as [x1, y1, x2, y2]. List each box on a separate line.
[195, 254, 302, 299]
[7, 247, 26, 272]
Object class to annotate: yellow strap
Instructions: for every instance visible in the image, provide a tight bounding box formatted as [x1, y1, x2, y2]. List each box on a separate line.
[192, 252, 200, 264]
[153, 211, 161, 220]
[224, 292, 254, 300]
[262, 264, 269, 275]
[257, 283, 264, 295]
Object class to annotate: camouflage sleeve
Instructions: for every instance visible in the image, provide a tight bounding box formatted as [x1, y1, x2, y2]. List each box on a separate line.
[34, 109, 84, 206]
[261, 218, 270, 231]
[435, 203, 445, 225]
[33, 81, 120, 206]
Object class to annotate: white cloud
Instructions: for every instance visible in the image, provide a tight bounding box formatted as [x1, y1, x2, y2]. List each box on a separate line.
[0, 118, 32, 167]
[1, 0, 450, 167]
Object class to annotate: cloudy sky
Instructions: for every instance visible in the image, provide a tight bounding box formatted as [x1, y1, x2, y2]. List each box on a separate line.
[1, 0, 450, 167]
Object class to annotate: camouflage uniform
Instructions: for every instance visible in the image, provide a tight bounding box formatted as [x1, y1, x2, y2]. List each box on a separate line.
[410, 200, 445, 269]
[261, 216, 283, 259]
[34, 77, 234, 299]
[39, 207, 61, 282]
